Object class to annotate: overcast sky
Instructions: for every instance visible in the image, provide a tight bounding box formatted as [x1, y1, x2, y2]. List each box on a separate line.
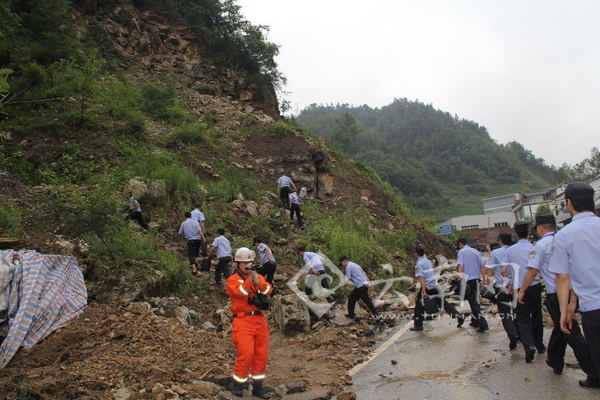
[237, 0, 599, 166]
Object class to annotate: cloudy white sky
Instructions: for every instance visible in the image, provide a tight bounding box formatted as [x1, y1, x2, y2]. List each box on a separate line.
[237, 0, 599, 166]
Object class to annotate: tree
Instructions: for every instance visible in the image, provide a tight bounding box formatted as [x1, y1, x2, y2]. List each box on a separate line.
[555, 147, 600, 183]
[535, 204, 551, 217]
[330, 113, 359, 153]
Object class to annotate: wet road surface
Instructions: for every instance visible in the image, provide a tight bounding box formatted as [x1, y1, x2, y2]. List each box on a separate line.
[351, 317, 598, 400]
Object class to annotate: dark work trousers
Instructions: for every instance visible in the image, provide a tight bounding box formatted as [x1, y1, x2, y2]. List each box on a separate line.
[495, 286, 519, 339]
[414, 287, 463, 328]
[215, 256, 232, 283]
[279, 186, 291, 208]
[130, 211, 148, 229]
[545, 294, 596, 378]
[515, 284, 544, 351]
[581, 309, 600, 381]
[465, 279, 489, 330]
[290, 203, 303, 227]
[348, 285, 379, 317]
[258, 262, 277, 284]
[200, 238, 208, 257]
[186, 239, 201, 266]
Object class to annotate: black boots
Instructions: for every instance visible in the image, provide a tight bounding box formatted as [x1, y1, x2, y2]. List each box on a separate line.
[252, 379, 272, 399]
[229, 381, 246, 397]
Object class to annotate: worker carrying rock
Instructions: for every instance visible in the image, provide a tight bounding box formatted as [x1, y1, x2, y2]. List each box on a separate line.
[226, 247, 274, 399]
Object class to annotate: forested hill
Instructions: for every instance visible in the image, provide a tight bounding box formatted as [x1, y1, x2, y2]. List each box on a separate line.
[296, 100, 556, 220]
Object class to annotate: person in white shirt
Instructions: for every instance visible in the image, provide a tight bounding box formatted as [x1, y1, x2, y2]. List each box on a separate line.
[277, 173, 296, 209]
[210, 228, 232, 285]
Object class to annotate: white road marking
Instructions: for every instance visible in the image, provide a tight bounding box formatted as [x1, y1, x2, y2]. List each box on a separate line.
[348, 320, 413, 376]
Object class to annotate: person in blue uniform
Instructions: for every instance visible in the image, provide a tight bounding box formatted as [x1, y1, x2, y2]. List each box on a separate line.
[485, 232, 519, 349]
[277, 173, 296, 209]
[288, 190, 303, 228]
[297, 246, 329, 294]
[506, 220, 544, 363]
[253, 237, 277, 284]
[210, 228, 232, 285]
[456, 238, 488, 332]
[339, 256, 379, 319]
[519, 213, 596, 381]
[548, 182, 600, 388]
[411, 246, 464, 331]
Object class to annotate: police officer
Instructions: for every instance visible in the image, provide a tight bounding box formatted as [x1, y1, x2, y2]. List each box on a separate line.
[253, 237, 277, 284]
[339, 256, 379, 319]
[277, 172, 296, 209]
[519, 214, 596, 380]
[456, 238, 489, 332]
[297, 246, 329, 293]
[506, 221, 544, 363]
[411, 246, 464, 331]
[210, 228, 232, 285]
[548, 182, 600, 388]
[485, 232, 519, 349]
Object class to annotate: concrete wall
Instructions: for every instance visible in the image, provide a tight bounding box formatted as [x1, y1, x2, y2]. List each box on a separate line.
[441, 212, 516, 231]
[482, 194, 518, 215]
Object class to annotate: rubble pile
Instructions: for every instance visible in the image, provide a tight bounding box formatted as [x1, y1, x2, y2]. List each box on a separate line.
[0, 303, 381, 399]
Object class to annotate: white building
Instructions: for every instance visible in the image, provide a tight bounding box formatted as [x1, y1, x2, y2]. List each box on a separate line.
[482, 193, 518, 215]
[512, 188, 560, 221]
[440, 212, 516, 232]
[551, 176, 600, 225]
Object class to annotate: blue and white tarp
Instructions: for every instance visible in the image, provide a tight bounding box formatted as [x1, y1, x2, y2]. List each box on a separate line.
[0, 250, 87, 368]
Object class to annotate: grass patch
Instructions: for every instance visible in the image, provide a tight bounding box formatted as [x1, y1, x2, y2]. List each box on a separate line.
[0, 200, 22, 236]
[168, 122, 211, 145]
[141, 82, 190, 124]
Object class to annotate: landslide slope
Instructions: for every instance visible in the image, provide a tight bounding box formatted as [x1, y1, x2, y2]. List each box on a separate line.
[0, 1, 453, 398]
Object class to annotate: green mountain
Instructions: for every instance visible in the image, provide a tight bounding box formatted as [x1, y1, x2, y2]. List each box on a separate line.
[295, 100, 557, 221]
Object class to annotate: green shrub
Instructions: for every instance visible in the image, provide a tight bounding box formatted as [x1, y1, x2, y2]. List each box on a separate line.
[128, 150, 200, 197]
[301, 204, 386, 266]
[141, 83, 189, 123]
[92, 77, 147, 137]
[0, 201, 21, 236]
[48, 142, 98, 184]
[168, 123, 210, 144]
[205, 167, 258, 202]
[264, 120, 295, 136]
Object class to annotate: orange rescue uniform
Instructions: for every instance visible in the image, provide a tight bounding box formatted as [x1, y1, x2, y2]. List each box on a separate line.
[226, 271, 273, 383]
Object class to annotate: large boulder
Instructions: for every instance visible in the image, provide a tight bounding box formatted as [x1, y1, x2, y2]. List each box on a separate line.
[271, 294, 311, 336]
[317, 173, 334, 196]
[124, 177, 167, 200]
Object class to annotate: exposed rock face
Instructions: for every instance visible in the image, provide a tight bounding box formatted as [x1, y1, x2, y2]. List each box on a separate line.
[76, 1, 279, 118]
[125, 177, 166, 200]
[271, 294, 311, 336]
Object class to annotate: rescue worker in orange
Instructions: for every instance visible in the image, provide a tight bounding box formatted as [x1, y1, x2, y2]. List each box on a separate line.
[226, 247, 273, 398]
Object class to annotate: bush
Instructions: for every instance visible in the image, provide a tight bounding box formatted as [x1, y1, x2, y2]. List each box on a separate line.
[141, 83, 189, 124]
[264, 120, 295, 136]
[0, 201, 21, 236]
[168, 123, 210, 144]
[91, 77, 147, 137]
[301, 204, 387, 266]
[205, 167, 258, 202]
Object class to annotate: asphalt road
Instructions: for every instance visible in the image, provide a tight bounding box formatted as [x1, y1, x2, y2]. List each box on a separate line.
[351, 317, 598, 400]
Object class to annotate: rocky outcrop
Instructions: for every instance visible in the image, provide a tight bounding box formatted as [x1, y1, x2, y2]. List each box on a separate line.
[76, 1, 279, 118]
[271, 294, 311, 336]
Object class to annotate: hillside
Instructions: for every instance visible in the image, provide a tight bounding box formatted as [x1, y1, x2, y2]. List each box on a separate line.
[0, 1, 454, 398]
[295, 101, 557, 221]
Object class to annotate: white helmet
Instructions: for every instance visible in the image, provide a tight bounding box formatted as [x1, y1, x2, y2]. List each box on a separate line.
[234, 247, 256, 262]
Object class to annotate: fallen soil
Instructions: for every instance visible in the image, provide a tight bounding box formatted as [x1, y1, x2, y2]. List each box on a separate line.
[0, 303, 376, 400]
